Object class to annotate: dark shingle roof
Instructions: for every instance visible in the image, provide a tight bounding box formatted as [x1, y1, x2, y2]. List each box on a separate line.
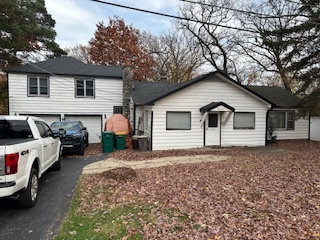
[5, 56, 123, 78]
[247, 86, 300, 108]
[132, 72, 300, 108]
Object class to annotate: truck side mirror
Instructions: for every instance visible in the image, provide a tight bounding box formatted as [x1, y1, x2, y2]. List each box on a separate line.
[59, 128, 66, 138]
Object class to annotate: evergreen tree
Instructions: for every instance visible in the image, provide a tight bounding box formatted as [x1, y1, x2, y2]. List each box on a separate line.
[0, 0, 65, 69]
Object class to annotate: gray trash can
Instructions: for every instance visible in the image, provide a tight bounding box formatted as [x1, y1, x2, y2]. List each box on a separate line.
[132, 135, 139, 150]
[138, 135, 148, 151]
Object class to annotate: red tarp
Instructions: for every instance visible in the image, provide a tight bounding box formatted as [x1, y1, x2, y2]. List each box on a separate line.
[105, 114, 132, 148]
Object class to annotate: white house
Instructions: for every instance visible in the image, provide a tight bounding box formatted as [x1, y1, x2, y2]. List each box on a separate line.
[131, 72, 309, 151]
[5, 56, 125, 143]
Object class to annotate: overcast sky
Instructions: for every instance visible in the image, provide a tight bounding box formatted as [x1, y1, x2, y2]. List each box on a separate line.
[45, 0, 180, 49]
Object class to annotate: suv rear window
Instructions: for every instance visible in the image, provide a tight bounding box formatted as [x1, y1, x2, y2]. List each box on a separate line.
[0, 120, 34, 139]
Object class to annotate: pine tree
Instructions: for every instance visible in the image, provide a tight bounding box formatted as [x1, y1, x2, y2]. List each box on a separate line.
[0, 0, 65, 69]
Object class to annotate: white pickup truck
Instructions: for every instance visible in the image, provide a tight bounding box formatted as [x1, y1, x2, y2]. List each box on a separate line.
[0, 115, 63, 208]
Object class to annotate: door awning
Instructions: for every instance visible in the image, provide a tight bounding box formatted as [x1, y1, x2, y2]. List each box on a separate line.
[200, 102, 235, 113]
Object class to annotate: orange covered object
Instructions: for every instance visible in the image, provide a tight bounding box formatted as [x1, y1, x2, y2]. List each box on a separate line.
[105, 114, 132, 148]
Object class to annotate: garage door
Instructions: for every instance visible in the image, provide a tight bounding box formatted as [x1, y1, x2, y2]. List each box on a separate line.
[30, 114, 60, 126]
[65, 115, 102, 143]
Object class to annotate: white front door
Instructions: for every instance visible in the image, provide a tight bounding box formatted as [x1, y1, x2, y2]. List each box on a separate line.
[205, 113, 220, 146]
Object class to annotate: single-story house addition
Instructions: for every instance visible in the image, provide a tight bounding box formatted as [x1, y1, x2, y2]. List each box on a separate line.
[131, 71, 309, 151]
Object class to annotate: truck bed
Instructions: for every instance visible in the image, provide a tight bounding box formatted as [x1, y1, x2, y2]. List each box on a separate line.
[0, 138, 36, 146]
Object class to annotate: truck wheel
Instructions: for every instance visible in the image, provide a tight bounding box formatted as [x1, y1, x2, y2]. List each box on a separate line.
[52, 148, 62, 171]
[78, 142, 85, 156]
[17, 168, 38, 208]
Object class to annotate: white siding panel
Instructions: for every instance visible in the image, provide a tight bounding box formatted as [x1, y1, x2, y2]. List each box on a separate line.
[274, 118, 309, 140]
[150, 78, 269, 150]
[8, 74, 123, 119]
[65, 115, 102, 143]
[310, 116, 320, 141]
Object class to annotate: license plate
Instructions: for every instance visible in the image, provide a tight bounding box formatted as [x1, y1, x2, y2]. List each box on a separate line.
[63, 145, 73, 148]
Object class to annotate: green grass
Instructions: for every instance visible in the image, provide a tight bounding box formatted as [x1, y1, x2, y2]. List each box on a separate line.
[56, 205, 149, 240]
[55, 175, 195, 239]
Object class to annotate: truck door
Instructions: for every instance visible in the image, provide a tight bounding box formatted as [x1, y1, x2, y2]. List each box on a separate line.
[35, 122, 58, 170]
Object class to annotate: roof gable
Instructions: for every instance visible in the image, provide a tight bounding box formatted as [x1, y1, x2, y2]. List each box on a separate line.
[132, 71, 273, 106]
[200, 102, 235, 113]
[5, 56, 123, 78]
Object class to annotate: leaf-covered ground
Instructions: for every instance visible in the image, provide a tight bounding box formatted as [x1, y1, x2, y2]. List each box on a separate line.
[64, 140, 320, 239]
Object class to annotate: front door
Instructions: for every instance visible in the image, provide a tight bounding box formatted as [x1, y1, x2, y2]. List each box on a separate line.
[205, 113, 220, 146]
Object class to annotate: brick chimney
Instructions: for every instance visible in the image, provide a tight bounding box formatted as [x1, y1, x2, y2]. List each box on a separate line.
[122, 65, 134, 118]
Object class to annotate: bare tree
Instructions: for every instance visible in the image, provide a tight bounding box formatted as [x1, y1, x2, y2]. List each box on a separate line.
[146, 31, 205, 83]
[238, 0, 319, 93]
[177, 0, 241, 80]
[65, 44, 92, 64]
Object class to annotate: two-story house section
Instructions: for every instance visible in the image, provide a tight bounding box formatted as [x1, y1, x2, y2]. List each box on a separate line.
[6, 56, 123, 143]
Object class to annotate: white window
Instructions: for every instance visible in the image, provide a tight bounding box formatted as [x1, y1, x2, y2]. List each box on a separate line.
[234, 112, 255, 129]
[269, 111, 295, 130]
[166, 111, 191, 130]
[75, 79, 94, 98]
[28, 76, 49, 96]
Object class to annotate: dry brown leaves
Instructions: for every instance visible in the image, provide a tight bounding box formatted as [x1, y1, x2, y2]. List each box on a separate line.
[79, 140, 320, 239]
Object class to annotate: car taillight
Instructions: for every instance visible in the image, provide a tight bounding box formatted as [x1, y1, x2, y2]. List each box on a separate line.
[5, 153, 19, 175]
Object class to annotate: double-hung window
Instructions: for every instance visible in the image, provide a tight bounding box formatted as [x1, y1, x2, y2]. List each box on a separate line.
[75, 79, 95, 98]
[166, 111, 191, 130]
[269, 111, 295, 130]
[234, 112, 255, 129]
[28, 76, 49, 96]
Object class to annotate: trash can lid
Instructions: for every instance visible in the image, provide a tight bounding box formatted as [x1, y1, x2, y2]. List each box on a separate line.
[115, 131, 126, 135]
[132, 135, 139, 140]
[138, 135, 148, 139]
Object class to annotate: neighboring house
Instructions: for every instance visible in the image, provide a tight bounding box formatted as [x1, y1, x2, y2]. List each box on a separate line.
[131, 71, 309, 151]
[5, 56, 124, 143]
[310, 116, 320, 141]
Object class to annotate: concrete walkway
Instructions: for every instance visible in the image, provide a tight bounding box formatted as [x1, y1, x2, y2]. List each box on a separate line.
[82, 154, 230, 174]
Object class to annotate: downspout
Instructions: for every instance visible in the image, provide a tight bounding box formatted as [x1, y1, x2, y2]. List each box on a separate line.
[308, 111, 311, 140]
[265, 110, 270, 145]
[203, 120, 206, 146]
[6, 72, 9, 115]
[133, 104, 136, 135]
[150, 111, 153, 151]
[219, 112, 222, 146]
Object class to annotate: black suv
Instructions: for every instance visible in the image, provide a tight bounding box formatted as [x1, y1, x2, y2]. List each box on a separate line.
[50, 121, 89, 155]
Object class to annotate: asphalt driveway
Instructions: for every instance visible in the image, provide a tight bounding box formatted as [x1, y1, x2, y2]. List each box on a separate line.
[0, 153, 107, 240]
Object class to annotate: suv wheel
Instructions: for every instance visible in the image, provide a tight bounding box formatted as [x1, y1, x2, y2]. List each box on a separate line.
[78, 142, 85, 156]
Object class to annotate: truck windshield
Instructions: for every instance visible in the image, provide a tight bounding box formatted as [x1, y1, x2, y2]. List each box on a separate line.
[0, 120, 34, 139]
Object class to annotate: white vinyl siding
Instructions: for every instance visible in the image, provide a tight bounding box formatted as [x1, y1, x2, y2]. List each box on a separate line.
[149, 77, 269, 150]
[8, 74, 122, 124]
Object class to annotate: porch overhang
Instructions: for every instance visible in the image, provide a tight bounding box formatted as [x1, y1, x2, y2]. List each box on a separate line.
[200, 101, 235, 113]
[200, 102, 235, 127]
